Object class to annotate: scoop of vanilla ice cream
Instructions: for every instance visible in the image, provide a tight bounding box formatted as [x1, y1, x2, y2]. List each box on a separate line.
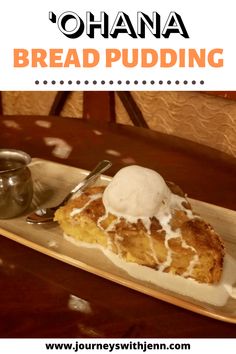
[103, 165, 171, 218]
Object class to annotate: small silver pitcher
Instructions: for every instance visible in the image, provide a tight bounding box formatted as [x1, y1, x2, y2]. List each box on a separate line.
[0, 149, 33, 219]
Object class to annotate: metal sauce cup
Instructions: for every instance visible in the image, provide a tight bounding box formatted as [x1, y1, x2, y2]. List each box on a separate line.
[0, 149, 33, 219]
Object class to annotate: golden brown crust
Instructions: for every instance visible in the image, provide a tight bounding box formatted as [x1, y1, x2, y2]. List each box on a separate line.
[55, 185, 225, 284]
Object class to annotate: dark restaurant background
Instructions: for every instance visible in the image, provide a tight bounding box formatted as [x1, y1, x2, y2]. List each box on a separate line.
[1, 91, 236, 158]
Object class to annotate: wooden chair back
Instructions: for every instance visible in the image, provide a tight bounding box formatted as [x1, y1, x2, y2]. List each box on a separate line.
[50, 91, 149, 128]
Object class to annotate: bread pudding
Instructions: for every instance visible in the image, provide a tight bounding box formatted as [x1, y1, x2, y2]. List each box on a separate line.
[54, 166, 224, 284]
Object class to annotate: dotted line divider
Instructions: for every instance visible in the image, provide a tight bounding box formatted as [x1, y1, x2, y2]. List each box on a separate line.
[35, 80, 204, 86]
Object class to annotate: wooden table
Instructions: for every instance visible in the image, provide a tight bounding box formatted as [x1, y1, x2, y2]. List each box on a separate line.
[0, 115, 236, 338]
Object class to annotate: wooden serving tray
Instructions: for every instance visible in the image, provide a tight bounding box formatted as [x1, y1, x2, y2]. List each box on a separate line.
[0, 159, 236, 323]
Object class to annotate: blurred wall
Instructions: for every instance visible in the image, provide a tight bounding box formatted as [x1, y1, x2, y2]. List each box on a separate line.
[2, 91, 84, 117]
[116, 91, 236, 158]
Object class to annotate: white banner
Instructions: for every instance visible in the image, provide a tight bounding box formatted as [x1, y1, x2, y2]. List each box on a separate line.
[0, 0, 235, 90]
[0, 338, 235, 354]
